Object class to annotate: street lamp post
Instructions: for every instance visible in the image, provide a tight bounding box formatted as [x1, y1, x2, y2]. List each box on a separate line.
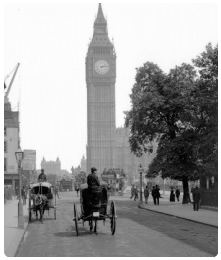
[15, 147, 24, 228]
[138, 164, 143, 203]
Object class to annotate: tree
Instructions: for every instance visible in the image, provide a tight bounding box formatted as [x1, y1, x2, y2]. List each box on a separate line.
[125, 43, 218, 203]
[125, 61, 198, 203]
[191, 43, 218, 176]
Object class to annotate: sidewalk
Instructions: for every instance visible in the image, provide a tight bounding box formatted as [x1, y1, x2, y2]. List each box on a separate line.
[4, 199, 29, 257]
[121, 191, 218, 227]
[138, 201, 218, 227]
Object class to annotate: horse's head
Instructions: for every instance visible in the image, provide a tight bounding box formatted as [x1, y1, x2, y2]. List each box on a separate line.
[34, 194, 42, 206]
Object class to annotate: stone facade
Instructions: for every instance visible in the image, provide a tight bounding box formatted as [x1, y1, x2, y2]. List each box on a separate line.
[80, 155, 87, 173]
[86, 4, 157, 180]
[86, 4, 116, 174]
[41, 157, 61, 176]
[4, 101, 19, 191]
[114, 127, 158, 182]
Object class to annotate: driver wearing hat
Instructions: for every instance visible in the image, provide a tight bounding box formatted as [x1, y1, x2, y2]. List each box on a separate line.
[87, 167, 100, 189]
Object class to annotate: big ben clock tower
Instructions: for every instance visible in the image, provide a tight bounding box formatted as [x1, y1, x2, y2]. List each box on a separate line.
[86, 3, 116, 174]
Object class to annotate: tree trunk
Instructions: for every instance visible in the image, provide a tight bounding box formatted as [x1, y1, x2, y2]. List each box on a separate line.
[182, 176, 190, 204]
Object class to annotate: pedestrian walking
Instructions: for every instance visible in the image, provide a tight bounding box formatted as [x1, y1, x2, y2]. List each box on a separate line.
[155, 185, 161, 205]
[151, 186, 156, 205]
[192, 186, 201, 211]
[175, 187, 180, 202]
[130, 185, 135, 199]
[134, 186, 138, 201]
[170, 187, 175, 202]
[55, 186, 60, 199]
[76, 186, 80, 197]
[21, 186, 27, 205]
[144, 186, 149, 204]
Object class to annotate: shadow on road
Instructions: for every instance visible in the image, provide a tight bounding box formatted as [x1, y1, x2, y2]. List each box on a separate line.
[54, 226, 92, 237]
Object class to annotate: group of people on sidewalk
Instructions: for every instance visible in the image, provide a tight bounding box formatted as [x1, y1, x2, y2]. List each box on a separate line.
[169, 187, 180, 202]
[130, 185, 139, 201]
[130, 185, 161, 205]
[130, 183, 202, 211]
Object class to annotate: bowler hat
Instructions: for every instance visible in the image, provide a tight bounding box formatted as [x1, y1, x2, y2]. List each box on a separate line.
[91, 167, 97, 173]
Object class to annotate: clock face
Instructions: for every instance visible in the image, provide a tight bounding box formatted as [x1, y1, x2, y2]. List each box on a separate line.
[94, 60, 110, 75]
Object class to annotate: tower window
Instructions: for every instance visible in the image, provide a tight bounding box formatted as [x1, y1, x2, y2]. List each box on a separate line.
[4, 127, 6, 136]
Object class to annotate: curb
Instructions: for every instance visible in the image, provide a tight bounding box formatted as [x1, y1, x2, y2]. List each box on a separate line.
[14, 216, 29, 256]
[138, 204, 218, 228]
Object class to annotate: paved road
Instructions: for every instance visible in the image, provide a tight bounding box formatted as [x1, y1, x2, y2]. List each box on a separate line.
[17, 192, 217, 257]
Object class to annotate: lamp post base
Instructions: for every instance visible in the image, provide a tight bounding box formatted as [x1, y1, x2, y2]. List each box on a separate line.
[18, 200, 24, 228]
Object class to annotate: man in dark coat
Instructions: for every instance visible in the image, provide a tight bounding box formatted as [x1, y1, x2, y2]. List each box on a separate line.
[144, 186, 149, 204]
[134, 186, 138, 201]
[86, 167, 101, 211]
[192, 186, 201, 211]
[152, 186, 156, 205]
[38, 169, 47, 182]
[175, 187, 180, 202]
[155, 185, 161, 205]
[170, 187, 175, 202]
[87, 167, 100, 188]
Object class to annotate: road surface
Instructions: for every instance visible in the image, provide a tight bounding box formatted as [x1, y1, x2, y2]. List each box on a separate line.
[17, 191, 217, 257]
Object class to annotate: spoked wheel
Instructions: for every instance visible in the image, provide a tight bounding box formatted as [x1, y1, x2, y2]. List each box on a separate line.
[110, 201, 116, 235]
[28, 199, 32, 222]
[29, 208, 32, 222]
[73, 203, 79, 236]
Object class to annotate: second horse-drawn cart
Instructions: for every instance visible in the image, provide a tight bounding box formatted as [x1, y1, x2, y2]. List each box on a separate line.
[73, 184, 116, 236]
[29, 182, 56, 222]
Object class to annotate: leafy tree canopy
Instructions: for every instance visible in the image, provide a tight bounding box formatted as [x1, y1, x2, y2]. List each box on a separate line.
[125, 43, 218, 189]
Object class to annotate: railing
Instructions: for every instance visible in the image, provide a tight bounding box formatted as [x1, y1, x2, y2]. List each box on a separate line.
[201, 190, 218, 207]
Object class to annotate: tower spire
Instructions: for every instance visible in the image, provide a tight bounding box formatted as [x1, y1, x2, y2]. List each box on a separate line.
[94, 3, 106, 25]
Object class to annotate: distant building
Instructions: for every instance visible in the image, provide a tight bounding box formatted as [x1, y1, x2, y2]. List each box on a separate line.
[71, 165, 81, 176]
[41, 157, 61, 176]
[4, 101, 19, 193]
[80, 155, 87, 173]
[85, 4, 157, 180]
[114, 127, 158, 184]
[60, 169, 71, 179]
[86, 4, 116, 173]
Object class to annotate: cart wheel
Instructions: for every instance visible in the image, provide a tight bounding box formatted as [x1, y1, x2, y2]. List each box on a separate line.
[73, 203, 79, 236]
[110, 201, 116, 235]
[28, 199, 32, 222]
[29, 208, 32, 222]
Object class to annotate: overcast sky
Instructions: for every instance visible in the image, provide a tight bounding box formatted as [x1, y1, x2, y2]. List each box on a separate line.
[4, 0, 218, 171]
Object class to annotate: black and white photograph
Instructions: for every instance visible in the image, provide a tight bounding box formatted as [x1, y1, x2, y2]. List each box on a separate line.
[3, 0, 218, 257]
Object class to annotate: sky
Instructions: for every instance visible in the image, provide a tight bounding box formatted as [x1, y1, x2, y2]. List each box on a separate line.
[4, 0, 218, 171]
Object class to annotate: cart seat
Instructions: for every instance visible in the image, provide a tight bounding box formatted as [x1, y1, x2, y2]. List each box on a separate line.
[81, 185, 108, 216]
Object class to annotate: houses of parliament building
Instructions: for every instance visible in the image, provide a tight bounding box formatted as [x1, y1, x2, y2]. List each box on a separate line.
[86, 4, 157, 181]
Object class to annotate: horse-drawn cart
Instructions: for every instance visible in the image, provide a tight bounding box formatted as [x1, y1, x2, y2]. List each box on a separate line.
[28, 182, 56, 222]
[73, 184, 116, 236]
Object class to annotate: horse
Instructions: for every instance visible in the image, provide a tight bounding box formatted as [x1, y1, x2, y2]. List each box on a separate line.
[33, 194, 48, 223]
